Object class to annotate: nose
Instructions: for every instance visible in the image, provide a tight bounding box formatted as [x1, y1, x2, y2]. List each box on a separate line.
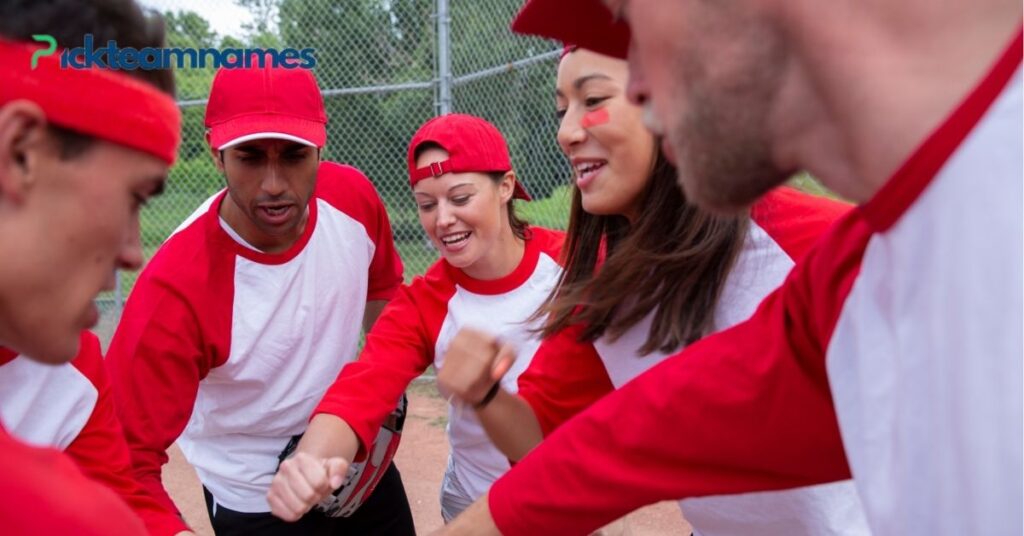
[261, 161, 287, 197]
[556, 106, 587, 155]
[436, 201, 457, 229]
[118, 215, 144, 271]
[625, 47, 649, 107]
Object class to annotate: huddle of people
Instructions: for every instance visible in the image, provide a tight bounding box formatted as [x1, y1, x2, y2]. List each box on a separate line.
[0, 1, 1019, 536]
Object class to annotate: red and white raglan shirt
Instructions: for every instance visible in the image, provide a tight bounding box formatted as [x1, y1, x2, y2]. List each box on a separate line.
[0, 332, 184, 535]
[105, 162, 404, 514]
[516, 188, 870, 535]
[314, 226, 565, 515]
[488, 30, 1022, 536]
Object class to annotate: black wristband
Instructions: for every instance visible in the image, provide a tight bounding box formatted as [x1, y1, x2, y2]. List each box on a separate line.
[473, 382, 501, 409]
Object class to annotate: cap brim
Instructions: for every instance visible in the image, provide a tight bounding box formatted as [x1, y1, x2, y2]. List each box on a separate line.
[218, 132, 317, 151]
[511, 0, 630, 59]
[209, 114, 327, 151]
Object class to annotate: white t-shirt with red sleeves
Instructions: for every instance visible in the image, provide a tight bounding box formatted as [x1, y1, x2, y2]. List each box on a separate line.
[489, 30, 1022, 536]
[0, 332, 188, 536]
[517, 188, 869, 536]
[314, 226, 565, 506]
[106, 162, 404, 514]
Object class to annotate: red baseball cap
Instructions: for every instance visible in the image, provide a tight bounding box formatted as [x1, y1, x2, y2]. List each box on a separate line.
[511, 0, 630, 60]
[205, 59, 327, 151]
[407, 113, 531, 200]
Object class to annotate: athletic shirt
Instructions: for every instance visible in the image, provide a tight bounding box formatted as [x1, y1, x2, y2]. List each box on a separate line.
[106, 162, 404, 513]
[315, 226, 565, 503]
[0, 423, 147, 535]
[0, 333, 188, 536]
[518, 188, 868, 536]
[488, 30, 1022, 536]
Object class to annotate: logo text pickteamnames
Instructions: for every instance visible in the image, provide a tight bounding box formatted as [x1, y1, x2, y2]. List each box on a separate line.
[31, 34, 316, 70]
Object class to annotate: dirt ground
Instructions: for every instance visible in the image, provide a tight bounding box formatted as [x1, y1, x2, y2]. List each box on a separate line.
[162, 381, 689, 535]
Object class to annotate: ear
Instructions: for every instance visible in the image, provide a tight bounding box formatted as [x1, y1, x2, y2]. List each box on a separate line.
[497, 170, 517, 204]
[207, 132, 226, 173]
[0, 101, 50, 206]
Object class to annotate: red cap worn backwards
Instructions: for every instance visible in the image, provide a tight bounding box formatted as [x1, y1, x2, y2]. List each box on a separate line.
[407, 113, 531, 200]
[205, 58, 327, 151]
[511, 0, 630, 60]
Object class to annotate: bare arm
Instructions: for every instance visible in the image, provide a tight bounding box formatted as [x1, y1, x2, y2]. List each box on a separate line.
[438, 328, 544, 461]
[296, 413, 361, 463]
[475, 389, 544, 462]
[431, 493, 501, 536]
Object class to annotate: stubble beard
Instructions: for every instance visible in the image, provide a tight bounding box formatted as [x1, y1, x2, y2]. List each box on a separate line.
[670, 29, 795, 213]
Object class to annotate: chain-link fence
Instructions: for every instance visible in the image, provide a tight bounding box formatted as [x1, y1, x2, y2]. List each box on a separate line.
[96, 0, 571, 330]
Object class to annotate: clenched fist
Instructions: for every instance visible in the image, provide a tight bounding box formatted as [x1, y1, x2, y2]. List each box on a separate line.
[438, 327, 516, 407]
[267, 452, 348, 522]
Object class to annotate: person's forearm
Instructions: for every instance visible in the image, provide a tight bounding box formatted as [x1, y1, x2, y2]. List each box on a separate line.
[297, 413, 361, 462]
[431, 493, 502, 536]
[476, 389, 543, 462]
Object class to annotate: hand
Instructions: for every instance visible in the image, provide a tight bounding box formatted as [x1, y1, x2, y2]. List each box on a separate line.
[438, 327, 516, 406]
[267, 452, 348, 522]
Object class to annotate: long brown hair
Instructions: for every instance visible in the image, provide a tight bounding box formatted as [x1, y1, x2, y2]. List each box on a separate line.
[537, 149, 749, 355]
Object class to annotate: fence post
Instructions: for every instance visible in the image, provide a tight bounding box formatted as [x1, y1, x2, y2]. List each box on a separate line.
[436, 0, 452, 115]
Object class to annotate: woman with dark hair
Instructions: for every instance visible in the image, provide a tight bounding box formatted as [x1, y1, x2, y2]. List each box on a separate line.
[267, 113, 567, 525]
[438, 48, 870, 535]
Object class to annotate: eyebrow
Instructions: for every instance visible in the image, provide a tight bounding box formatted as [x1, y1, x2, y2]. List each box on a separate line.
[413, 182, 475, 197]
[575, 73, 614, 90]
[233, 146, 265, 155]
[556, 73, 616, 98]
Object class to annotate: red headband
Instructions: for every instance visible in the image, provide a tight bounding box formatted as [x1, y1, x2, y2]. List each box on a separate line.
[0, 39, 181, 165]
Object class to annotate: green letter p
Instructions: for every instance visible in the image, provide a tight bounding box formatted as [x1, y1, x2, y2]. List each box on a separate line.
[31, 34, 57, 70]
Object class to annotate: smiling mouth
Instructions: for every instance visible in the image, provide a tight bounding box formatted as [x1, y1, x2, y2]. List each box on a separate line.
[575, 161, 606, 176]
[440, 231, 471, 246]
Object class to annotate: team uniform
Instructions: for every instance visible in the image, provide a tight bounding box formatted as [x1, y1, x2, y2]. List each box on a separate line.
[314, 226, 565, 520]
[0, 423, 147, 535]
[516, 188, 869, 535]
[106, 162, 412, 533]
[487, 30, 1023, 536]
[0, 332, 189, 535]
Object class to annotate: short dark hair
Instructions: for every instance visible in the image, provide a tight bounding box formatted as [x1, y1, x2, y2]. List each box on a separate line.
[0, 0, 175, 159]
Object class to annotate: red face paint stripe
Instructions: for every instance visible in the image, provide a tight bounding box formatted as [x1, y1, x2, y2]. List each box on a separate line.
[581, 108, 609, 128]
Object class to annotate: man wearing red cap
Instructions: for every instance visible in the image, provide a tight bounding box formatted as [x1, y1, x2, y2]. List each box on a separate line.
[106, 60, 415, 535]
[0, 1, 186, 534]
[438, 0, 1022, 535]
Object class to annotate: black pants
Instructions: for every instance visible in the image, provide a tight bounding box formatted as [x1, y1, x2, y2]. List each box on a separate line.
[203, 462, 416, 536]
